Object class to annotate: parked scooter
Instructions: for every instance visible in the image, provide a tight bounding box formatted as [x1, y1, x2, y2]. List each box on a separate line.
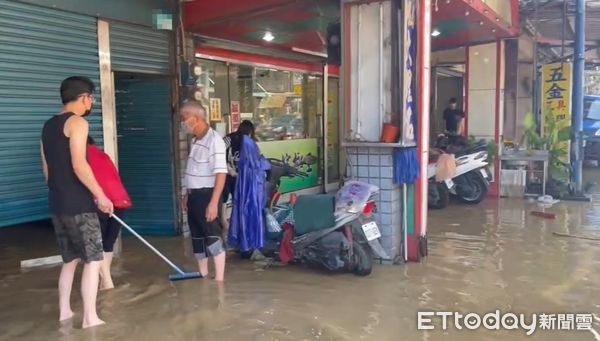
[428, 133, 492, 209]
[266, 160, 388, 276]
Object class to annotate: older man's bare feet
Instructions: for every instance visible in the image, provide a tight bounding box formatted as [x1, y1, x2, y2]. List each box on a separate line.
[82, 317, 105, 329]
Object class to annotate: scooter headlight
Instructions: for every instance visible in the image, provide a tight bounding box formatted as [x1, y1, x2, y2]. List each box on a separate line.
[456, 157, 468, 166]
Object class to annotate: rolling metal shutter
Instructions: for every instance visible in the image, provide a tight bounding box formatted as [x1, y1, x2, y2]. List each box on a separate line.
[116, 78, 176, 235]
[110, 22, 172, 75]
[110, 22, 176, 235]
[0, 0, 103, 227]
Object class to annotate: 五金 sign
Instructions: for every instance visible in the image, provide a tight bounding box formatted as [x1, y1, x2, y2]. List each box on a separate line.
[541, 63, 572, 162]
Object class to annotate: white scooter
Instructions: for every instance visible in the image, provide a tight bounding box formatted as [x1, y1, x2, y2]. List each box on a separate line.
[428, 135, 492, 209]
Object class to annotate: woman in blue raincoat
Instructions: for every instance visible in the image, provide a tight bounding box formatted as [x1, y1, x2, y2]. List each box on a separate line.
[228, 135, 270, 252]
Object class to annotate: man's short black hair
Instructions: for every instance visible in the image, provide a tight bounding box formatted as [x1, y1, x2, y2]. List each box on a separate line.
[60, 76, 95, 105]
[449, 97, 458, 104]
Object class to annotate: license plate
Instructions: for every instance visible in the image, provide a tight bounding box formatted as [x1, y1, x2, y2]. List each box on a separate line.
[444, 179, 454, 188]
[361, 221, 382, 241]
[480, 168, 488, 178]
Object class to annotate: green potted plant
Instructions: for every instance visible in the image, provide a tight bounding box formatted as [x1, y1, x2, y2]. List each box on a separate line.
[521, 110, 572, 198]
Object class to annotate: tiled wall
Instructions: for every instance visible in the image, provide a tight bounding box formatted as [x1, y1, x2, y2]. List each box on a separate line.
[346, 146, 404, 262]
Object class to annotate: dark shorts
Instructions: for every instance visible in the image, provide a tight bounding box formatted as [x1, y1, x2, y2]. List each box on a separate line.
[98, 210, 125, 253]
[187, 188, 225, 260]
[51, 213, 104, 263]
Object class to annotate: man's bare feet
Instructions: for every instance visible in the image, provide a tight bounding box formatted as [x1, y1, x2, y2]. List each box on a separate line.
[82, 317, 105, 329]
[100, 280, 114, 291]
[59, 310, 74, 322]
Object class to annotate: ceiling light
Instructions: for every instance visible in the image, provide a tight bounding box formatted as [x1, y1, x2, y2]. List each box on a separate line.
[262, 31, 275, 42]
[492, 28, 497, 33]
[465, 10, 470, 16]
[432, 29, 441, 37]
[479, 21, 484, 26]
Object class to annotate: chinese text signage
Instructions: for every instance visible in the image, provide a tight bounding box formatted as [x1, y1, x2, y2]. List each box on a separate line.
[402, 0, 417, 146]
[541, 63, 572, 162]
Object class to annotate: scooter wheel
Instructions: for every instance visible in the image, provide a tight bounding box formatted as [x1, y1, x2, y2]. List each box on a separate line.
[457, 172, 488, 204]
[352, 242, 373, 276]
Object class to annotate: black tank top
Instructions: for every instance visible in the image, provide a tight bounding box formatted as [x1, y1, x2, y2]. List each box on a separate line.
[41, 113, 96, 215]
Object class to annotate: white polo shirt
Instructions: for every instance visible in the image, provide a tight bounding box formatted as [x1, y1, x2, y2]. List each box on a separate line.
[184, 129, 228, 190]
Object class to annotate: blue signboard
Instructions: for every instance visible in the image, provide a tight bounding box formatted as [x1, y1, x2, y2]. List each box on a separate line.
[402, 0, 417, 146]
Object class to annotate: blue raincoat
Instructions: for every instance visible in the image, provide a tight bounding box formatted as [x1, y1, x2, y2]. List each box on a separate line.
[228, 136, 270, 251]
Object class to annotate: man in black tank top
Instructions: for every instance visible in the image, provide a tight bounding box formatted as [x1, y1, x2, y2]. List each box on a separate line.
[40, 76, 113, 329]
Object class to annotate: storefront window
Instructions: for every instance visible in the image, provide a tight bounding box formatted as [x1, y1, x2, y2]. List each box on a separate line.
[195, 60, 230, 135]
[195, 58, 333, 191]
[250, 68, 322, 142]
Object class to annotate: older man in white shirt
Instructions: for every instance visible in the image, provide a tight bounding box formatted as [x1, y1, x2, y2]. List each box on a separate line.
[180, 100, 227, 281]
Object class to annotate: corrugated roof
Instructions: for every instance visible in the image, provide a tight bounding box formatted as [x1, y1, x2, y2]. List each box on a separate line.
[519, 0, 600, 67]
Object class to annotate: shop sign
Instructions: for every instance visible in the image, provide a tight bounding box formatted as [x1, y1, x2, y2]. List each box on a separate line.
[230, 101, 240, 131]
[541, 63, 572, 162]
[257, 139, 319, 193]
[402, 0, 417, 146]
[209, 98, 222, 122]
[294, 84, 303, 95]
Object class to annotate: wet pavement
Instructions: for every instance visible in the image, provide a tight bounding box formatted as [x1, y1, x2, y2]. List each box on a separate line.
[1, 172, 600, 340]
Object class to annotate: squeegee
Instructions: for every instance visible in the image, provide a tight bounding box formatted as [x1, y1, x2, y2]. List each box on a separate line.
[112, 215, 201, 281]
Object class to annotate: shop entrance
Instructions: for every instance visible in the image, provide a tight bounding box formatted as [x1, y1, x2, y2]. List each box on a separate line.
[115, 74, 176, 235]
[431, 65, 465, 139]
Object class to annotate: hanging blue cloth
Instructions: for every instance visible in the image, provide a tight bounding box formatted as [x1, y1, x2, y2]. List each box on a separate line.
[393, 147, 420, 185]
[228, 136, 270, 252]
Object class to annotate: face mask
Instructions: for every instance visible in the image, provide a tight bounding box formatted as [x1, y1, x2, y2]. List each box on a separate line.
[181, 121, 194, 134]
[82, 95, 94, 117]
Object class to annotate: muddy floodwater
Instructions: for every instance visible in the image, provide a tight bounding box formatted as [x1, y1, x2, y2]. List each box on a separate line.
[2, 173, 600, 340]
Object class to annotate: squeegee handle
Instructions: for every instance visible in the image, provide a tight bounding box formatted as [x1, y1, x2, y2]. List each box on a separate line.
[111, 214, 186, 276]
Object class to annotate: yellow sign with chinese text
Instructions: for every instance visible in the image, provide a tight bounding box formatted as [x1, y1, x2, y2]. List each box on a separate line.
[209, 98, 222, 122]
[541, 63, 572, 162]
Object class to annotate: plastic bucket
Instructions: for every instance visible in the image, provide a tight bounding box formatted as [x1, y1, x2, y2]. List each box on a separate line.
[381, 123, 399, 143]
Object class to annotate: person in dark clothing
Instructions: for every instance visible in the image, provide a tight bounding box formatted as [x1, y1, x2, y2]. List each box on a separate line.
[442, 98, 465, 134]
[41, 76, 113, 328]
[222, 120, 256, 203]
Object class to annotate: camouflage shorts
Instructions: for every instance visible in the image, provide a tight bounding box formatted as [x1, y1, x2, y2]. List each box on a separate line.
[51, 213, 104, 263]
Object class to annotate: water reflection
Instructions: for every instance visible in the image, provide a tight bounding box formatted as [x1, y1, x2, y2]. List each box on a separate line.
[1, 172, 600, 340]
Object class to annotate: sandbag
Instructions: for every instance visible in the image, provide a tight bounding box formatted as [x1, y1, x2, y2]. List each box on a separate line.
[87, 144, 132, 209]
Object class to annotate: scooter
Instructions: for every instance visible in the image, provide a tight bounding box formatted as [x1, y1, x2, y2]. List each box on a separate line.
[266, 161, 388, 276]
[428, 134, 492, 209]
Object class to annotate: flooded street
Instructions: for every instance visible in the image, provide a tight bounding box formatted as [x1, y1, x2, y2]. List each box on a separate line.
[2, 173, 600, 340]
